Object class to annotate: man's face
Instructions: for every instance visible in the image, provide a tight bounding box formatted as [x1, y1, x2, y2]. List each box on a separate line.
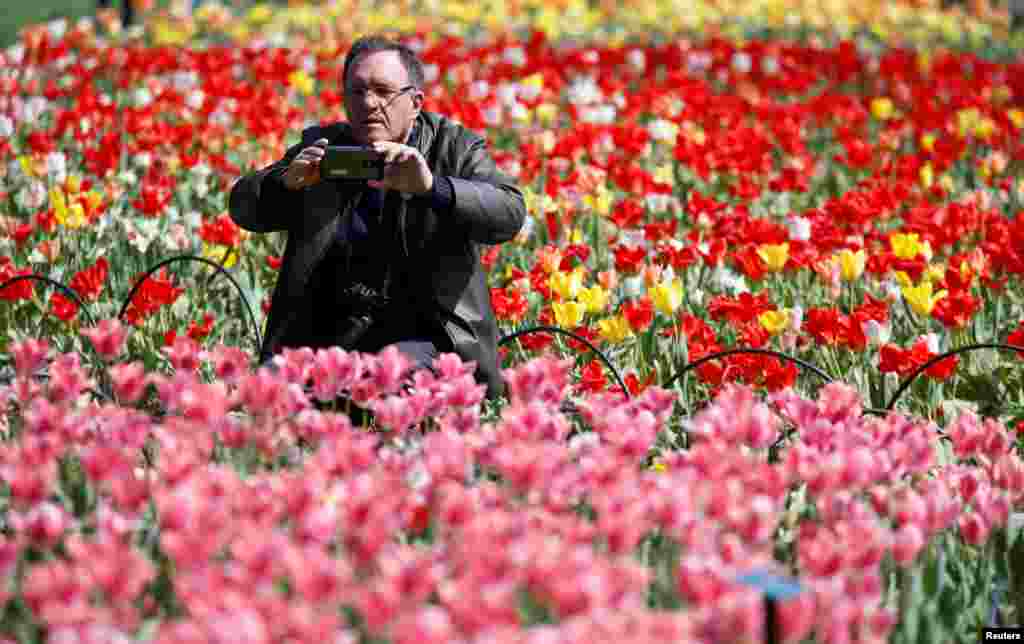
[344, 50, 422, 145]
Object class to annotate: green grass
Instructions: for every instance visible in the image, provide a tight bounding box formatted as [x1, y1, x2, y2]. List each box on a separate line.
[0, 0, 98, 48]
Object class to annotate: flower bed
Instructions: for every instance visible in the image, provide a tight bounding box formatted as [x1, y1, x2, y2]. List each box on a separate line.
[1, 0, 1024, 641]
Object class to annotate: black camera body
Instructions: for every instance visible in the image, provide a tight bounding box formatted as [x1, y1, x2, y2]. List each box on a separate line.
[320, 146, 387, 181]
[337, 283, 391, 349]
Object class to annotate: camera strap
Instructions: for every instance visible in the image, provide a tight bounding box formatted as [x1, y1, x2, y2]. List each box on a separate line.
[343, 187, 393, 297]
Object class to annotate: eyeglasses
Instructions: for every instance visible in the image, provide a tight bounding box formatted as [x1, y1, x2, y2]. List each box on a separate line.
[346, 84, 416, 109]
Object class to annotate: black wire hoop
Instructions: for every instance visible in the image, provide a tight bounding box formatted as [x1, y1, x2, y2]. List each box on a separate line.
[117, 255, 263, 356]
[0, 274, 114, 399]
[498, 324, 630, 398]
[662, 347, 835, 389]
[884, 342, 1024, 411]
[0, 274, 97, 328]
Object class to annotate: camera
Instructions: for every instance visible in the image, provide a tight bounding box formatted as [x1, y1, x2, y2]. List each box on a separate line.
[337, 283, 391, 349]
[320, 146, 387, 181]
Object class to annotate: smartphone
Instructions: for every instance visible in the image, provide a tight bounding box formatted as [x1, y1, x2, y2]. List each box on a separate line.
[319, 146, 386, 181]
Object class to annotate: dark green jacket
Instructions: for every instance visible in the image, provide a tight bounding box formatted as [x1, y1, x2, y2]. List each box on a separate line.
[229, 111, 526, 398]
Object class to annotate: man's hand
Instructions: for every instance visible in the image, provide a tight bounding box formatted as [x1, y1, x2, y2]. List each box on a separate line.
[282, 138, 329, 190]
[366, 141, 434, 195]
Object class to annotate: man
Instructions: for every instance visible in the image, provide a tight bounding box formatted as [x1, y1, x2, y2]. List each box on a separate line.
[229, 35, 525, 399]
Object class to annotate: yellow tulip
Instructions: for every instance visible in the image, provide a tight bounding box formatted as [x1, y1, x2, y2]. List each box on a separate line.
[552, 300, 585, 328]
[18, 156, 35, 177]
[924, 263, 945, 284]
[577, 285, 609, 314]
[64, 203, 86, 230]
[836, 249, 866, 282]
[202, 242, 238, 269]
[548, 268, 584, 300]
[583, 184, 613, 217]
[890, 233, 924, 260]
[956, 108, 982, 138]
[920, 133, 936, 152]
[288, 70, 314, 96]
[975, 118, 997, 141]
[50, 188, 68, 224]
[653, 164, 674, 186]
[648, 278, 684, 315]
[757, 243, 789, 273]
[535, 103, 558, 127]
[901, 281, 947, 317]
[893, 271, 913, 289]
[938, 175, 954, 194]
[246, 3, 272, 24]
[1008, 109, 1024, 130]
[759, 309, 789, 336]
[522, 73, 544, 92]
[870, 97, 895, 120]
[919, 163, 933, 189]
[597, 315, 634, 343]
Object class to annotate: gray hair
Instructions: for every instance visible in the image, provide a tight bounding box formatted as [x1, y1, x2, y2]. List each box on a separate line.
[342, 35, 425, 89]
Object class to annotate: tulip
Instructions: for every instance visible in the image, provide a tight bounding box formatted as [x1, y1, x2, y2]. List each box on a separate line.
[901, 281, 947, 317]
[1008, 108, 1024, 129]
[835, 249, 866, 282]
[552, 300, 585, 327]
[576, 284, 609, 313]
[756, 242, 789, 272]
[870, 97, 895, 120]
[890, 232, 925, 260]
[892, 523, 925, 565]
[758, 309, 789, 336]
[920, 162, 934, 188]
[648, 277, 684, 315]
[549, 267, 586, 300]
[597, 315, 634, 343]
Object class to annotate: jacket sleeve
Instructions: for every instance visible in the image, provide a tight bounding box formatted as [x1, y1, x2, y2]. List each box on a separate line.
[228, 140, 305, 234]
[446, 134, 526, 245]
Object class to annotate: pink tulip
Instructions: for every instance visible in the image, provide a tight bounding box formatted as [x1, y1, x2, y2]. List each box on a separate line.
[816, 382, 863, 424]
[10, 337, 49, 377]
[287, 544, 351, 604]
[368, 345, 413, 396]
[15, 501, 70, 548]
[272, 346, 316, 385]
[433, 352, 477, 380]
[497, 401, 571, 442]
[209, 344, 252, 384]
[438, 373, 487, 409]
[687, 384, 779, 448]
[958, 511, 989, 546]
[109, 361, 147, 404]
[992, 454, 1024, 500]
[161, 335, 204, 373]
[391, 606, 457, 644]
[46, 353, 92, 404]
[778, 591, 816, 643]
[891, 523, 924, 565]
[82, 319, 129, 361]
[503, 355, 574, 407]
[958, 470, 981, 502]
[868, 606, 898, 639]
[373, 394, 420, 433]
[979, 491, 1011, 530]
[308, 347, 359, 402]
